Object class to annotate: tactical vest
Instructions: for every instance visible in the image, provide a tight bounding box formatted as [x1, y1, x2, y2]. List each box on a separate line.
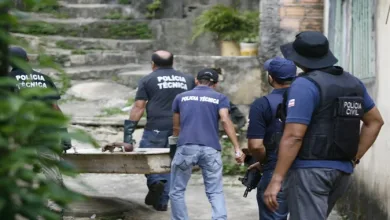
[280, 70, 364, 161]
[263, 93, 284, 155]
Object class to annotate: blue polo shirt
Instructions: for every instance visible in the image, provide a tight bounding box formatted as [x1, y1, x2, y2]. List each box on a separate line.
[247, 88, 289, 171]
[286, 67, 375, 174]
[172, 85, 230, 151]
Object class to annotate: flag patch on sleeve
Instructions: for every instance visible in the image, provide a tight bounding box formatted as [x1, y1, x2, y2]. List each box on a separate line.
[288, 99, 295, 107]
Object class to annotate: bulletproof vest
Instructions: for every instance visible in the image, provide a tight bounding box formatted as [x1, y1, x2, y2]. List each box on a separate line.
[263, 93, 284, 154]
[289, 70, 364, 160]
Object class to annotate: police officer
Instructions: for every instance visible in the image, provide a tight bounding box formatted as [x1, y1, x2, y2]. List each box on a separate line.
[8, 46, 71, 216]
[124, 50, 195, 211]
[169, 68, 245, 220]
[8, 46, 72, 152]
[263, 31, 384, 220]
[247, 57, 296, 220]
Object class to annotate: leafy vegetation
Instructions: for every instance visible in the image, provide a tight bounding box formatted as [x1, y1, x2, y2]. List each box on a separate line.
[191, 4, 259, 43]
[71, 49, 86, 55]
[221, 138, 247, 175]
[146, 0, 162, 19]
[55, 41, 75, 50]
[1, 1, 99, 219]
[11, 21, 153, 39]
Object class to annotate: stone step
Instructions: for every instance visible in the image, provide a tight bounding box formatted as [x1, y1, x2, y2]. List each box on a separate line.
[60, 0, 118, 3]
[11, 16, 153, 40]
[29, 49, 139, 67]
[40, 64, 149, 82]
[116, 69, 151, 88]
[12, 33, 154, 57]
[58, 3, 144, 19]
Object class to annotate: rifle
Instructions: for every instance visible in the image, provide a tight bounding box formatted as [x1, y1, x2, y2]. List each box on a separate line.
[238, 150, 262, 198]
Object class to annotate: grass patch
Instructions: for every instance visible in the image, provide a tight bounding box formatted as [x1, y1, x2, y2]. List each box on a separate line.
[11, 21, 153, 39]
[126, 97, 135, 106]
[71, 49, 86, 55]
[100, 107, 124, 116]
[55, 41, 75, 50]
[221, 138, 246, 175]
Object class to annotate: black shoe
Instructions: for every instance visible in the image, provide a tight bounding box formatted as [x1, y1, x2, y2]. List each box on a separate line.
[145, 181, 165, 206]
[153, 204, 168, 211]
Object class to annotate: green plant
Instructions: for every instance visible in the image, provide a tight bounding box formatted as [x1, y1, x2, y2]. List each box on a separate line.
[22, 0, 60, 13]
[191, 4, 246, 43]
[1, 1, 99, 218]
[192, 5, 260, 44]
[239, 11, 260, 43]
[146, 0, 161, 19]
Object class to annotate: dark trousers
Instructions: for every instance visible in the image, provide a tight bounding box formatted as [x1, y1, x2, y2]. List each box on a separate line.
[139, 129, 172, 206]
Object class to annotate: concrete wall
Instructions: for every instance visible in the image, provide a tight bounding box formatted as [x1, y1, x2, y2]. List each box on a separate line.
[258, 0, 324, 94]
[174, 55, 263, 112]
[336, 0, 390, 219]
[149, 0, 260, 56]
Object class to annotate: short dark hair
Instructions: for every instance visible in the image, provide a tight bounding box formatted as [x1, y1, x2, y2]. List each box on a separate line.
[269, 74, 294, 85]
[151, 52, 174, 67]
[198, 79, 215, 86]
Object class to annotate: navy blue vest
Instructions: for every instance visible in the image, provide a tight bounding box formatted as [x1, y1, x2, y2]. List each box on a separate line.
[262, 93, 284, 170]
[279, 70, 364, 161]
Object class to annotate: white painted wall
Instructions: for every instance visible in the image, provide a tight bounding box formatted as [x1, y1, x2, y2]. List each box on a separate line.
[353, 0, 390, 216]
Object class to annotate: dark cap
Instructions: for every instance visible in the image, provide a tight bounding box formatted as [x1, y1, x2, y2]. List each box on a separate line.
[9, 46, 28, 60]
[264, 57, 297, 79]
[197, 68, 219, 82]
[280, 31, 338, 69]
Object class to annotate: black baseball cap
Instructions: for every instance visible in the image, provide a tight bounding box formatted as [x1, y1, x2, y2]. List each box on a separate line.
[9, 46, 28, 60]
[197, 68, 219, 82]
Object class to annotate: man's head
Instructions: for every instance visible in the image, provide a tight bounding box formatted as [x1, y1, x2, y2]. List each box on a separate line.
[264, 57, 297, 88]
[9, 46, 29, 68]
[196, 68, 219, 88]
[151, 50, 174, 70]
[280, 31, 338, 72]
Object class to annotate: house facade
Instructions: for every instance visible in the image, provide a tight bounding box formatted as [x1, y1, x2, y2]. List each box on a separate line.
[259, 0, 390, 218]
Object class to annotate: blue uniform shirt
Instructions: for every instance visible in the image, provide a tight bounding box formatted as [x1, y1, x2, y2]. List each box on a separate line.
[172, 85, 230, 151]
[286, 68, 375, 174]
[247, 88, 289, 171]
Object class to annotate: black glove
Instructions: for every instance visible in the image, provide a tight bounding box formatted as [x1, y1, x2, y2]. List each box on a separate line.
[60, 127, 72, 151]
[168, 136, 178, 160]
[124, 120, 138, 144]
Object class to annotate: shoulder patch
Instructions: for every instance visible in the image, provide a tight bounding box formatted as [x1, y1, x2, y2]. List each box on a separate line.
[288, 99, 295, 108]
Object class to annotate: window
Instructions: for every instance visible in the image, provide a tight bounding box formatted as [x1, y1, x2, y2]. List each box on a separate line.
[326, 0, 376, 82]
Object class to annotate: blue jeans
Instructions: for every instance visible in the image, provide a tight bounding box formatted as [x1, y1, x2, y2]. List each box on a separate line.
[169, 145, 227, 220]
[257, 170, 289, 220]
[139, 129, 172, 206]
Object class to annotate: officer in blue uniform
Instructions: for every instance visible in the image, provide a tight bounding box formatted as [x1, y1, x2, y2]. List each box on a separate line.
[123, 50, 195, 211]
[247, 57, 296, 220]
[264, 31, 384, 220]
[169, 68, 245, 220]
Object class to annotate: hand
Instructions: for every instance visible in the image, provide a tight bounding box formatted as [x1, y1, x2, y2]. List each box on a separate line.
[264, 179, 282, 212]
[234, 148, 245, 164]
[102, 142, 134, 152]
[248, 162, 262, 171]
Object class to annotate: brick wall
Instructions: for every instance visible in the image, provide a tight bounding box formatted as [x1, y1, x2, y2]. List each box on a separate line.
[279, 0, 324, 32]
